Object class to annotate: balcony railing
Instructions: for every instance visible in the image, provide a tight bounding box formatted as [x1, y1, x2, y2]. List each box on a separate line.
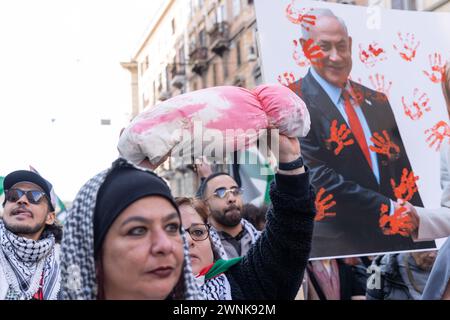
[208, 21, 230, 56]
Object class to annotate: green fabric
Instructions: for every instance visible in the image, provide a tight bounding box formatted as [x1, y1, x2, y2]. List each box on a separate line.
[205, 257, 242, 280]
[0, 176, 4, 195]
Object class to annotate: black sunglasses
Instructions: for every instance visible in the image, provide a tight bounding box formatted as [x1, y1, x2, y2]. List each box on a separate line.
[5, 188, 48, 205]
[184, 223, 210, 241]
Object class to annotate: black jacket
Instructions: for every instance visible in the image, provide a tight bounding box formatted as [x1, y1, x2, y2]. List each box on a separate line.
[288, 71, 435, 257]
[226, 169, 316, 299]
[366, 254, 414, 300]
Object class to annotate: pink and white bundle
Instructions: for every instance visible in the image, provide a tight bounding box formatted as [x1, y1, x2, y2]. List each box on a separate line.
[118, 84, 310, 166]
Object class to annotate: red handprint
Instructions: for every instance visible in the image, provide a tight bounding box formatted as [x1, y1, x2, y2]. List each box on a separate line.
[325, 120, 354, 155]
[359, 42, 387, 68]
[393, 32, 420, 62]
[285, 1, 316, 30]
[379, 205, 414, 237]
[292, 39, 310, 68]
[369, 130, 400, 160]
[277, 72, 296, 86]
[301, 38, 324, 67]
[402, 88, 431, 120]
[425, 121, 450, 151]
[314, 187, 336, 221]
[423, 52, 446, 83]
[391, 168, 419, 202]
[369, 74, 392, 99]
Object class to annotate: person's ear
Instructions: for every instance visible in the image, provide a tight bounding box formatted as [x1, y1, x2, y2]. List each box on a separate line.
[45, 211, 56, 226]
[348, 36, 353, 54]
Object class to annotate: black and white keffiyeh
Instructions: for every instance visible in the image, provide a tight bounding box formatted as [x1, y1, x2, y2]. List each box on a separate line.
[60, 157, 204, 300]
[0, 221, 60, 300]
[209, 218, 261, 260]
[199, 273, 232, 300]
[199, 219, 260, 300]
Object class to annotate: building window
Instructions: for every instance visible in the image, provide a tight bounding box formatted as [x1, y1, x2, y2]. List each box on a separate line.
[199, 29, 207, 47]
[223, 52, 229, 80]
[152, 81, 156, 105]
[217, 3, 227, 22]
[391, 0, 417, 9]
[171, 18, 176, 35]
[212, 63, 217, 86]
[232, 0, 241, 17]
[236, 40, 242, 67]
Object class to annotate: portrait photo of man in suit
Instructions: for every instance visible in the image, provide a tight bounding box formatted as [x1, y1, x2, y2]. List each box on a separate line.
[288, 8, 436, 258]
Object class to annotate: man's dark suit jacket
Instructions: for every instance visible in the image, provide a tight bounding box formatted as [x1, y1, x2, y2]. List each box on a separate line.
[289, 70, 435, 258]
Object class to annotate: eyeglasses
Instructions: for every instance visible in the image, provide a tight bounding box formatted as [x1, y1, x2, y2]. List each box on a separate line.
[184, 223, 210, 241]
[207, 187, 243, 200]
[5, 188, 48, 205]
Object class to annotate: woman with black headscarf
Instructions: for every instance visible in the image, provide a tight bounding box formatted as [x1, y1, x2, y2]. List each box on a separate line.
[59, 158, 203, 300]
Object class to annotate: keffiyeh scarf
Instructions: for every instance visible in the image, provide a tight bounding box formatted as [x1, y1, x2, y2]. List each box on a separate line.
[196, 258, 242, 300]
[60, 157, 204, 300]
[209, 218, 261, 260]
[0, 221, 60, 300]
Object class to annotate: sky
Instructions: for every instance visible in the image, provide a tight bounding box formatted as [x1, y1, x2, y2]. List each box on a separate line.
[0, 0, 164, 201]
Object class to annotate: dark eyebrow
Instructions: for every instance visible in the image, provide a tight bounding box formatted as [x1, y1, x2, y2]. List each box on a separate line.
[121, 212, 179, 228]
[162, 212, 180, 223]
[214, 186, 238, 192]
[121, 216, 150, 227]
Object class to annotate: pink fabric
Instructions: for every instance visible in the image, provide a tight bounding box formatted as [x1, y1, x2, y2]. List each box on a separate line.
[118, 84, 310, 165]
[309, 260, 341, 300]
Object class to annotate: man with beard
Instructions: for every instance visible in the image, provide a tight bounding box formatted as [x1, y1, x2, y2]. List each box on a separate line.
[200, 173, 261, 259]
[0, 170, 62, 300]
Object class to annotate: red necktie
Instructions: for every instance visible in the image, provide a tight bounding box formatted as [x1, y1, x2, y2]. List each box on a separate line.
[342, 89, 373, 170]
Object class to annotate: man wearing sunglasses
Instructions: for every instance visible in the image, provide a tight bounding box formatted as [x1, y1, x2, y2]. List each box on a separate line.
[199, 171, 262, 260]
[0, 170, 61, 300]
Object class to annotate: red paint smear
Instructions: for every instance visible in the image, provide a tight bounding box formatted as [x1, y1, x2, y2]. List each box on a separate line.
[326, 119, 354, 155]
[315, 187, 336, 221]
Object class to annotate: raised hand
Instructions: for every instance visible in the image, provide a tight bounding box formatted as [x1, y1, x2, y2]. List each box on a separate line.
[393, 32, 420, 62]
[369, 130, 400, 160]
[325, 119, 354, 155]
[390, 168, 419, 202]
[423, 52, 446, 83]
[314, 187, 336, 221]
[425, 121, 450, 151]
[285, 1, 316, 31]
[402, 88, 431, 120]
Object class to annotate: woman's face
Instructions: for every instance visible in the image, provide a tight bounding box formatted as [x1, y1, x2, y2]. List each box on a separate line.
[179, 204, 214, 275]
[101, 196, 184, 300]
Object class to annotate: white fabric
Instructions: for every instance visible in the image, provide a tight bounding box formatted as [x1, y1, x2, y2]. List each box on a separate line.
[415, 142, 450, 241]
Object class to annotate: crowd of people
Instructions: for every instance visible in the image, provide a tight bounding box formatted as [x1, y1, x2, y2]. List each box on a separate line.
[1, 9, 450, 301]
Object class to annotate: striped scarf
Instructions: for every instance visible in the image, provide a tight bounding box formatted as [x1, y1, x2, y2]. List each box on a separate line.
[209, 219, 261, 260]
[196, 258, 242, 300]
[0, 221, 60, 300]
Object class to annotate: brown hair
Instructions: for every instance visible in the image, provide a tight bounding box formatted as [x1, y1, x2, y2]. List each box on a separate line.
[175, 197, 210, 223]
[175, 196, 220, 261]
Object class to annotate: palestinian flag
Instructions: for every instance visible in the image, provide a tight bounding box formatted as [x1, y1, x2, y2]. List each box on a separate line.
[229, 146, 275, 206]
